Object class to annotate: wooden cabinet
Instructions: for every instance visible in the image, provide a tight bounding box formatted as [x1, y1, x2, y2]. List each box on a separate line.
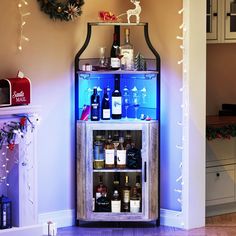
[207, 0, 236, 43]
[75, 22, 161, 225]
[76, 121, 159, 222]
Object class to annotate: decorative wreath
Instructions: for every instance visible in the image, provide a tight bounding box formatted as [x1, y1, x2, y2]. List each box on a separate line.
[37, 0, 84, 21]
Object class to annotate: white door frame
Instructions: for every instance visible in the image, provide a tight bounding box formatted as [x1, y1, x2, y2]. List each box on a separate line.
[181, 0, 206, 229]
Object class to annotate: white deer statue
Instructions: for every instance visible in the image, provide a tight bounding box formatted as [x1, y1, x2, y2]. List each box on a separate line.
[118, 0, 142, 24]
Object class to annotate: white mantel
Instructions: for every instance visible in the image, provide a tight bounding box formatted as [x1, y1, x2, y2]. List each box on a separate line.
[0, 105, 43, 235]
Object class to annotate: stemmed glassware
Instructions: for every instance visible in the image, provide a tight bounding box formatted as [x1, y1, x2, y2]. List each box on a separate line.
[123, 86, 130, 119]
[131, 86, 140, 120]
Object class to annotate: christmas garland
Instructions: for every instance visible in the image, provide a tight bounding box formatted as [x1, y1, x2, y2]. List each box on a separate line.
[206, 124, 236, 140]
[37, 0, 84, 21]
[0, 116, 34, 151]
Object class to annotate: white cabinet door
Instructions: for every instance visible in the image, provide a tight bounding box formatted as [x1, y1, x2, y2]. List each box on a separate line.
[207, 0, 219, 40]
[206, 165, 235, 206]
[225, 0, 236, 39]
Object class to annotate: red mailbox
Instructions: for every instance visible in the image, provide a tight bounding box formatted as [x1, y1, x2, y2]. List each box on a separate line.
[0, 74, 31, 107]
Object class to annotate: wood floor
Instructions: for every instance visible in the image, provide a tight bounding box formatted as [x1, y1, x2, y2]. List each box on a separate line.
[57, 213, 236, 236]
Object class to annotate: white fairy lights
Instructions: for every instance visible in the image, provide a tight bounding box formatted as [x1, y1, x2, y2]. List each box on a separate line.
[175, 7, 188, 226]
[18, 0, 30, 51]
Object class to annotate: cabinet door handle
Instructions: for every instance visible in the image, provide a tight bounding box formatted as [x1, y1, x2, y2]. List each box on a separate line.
[227, 13, 236, 16]
[213, 12, 218, 17]
[144, 161, 147, 183]
[216, 172, 220, 177]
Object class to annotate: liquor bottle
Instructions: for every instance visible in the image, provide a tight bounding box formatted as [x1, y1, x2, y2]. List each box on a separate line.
[124, 131, 132, 150]
[113, 172, 120, 192]
[111, 190, 121, 213]
[111, 76, 122, 119]
[95, 175, 107, 200]
[126, 143, 142, 169]
[122, 175, 131, 212]
[104, 133, 115, 168]
[135, 175, 142, 197]
[120, 28, 134, 71]
[96, 191, 110, 212]
[101, 87, 111, 120]
[93, 135, 105, 169]
[90, 87, 100, 121]
[130, 186, 141, 213]
[116, 136, 126, 169]
[110, 33, 120, 70]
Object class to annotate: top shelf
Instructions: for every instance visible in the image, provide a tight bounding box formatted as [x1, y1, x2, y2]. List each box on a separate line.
[89, 22, 147, 26]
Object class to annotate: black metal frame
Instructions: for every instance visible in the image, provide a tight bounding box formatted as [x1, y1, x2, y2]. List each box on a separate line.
[74, 22, 161, 227]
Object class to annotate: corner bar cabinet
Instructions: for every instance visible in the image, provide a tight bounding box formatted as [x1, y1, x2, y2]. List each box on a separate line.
[75, 22, 161, 225]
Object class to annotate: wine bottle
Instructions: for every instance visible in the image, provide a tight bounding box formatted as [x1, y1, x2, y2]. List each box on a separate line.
[122, 175, 131, 212]
[116, 136, 126, 169]
[111, 190, 121, 213]
[110, 33, 120, 70]
[104, 133, 115, 168]
[96, 191, 110, 212]
[95, 175, 107, 200]
[130, 186, 141, 213]
[120, 28, 134, 70]
[112, 76, 122, 119]
[101, 87, 110, 120]
[90, 87, 100, 121]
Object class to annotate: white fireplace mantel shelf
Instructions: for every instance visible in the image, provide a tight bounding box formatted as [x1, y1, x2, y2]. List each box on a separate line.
[0, 105, 41, 117]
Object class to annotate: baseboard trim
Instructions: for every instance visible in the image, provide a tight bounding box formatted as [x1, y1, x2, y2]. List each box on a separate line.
[38, 209, 75, 228]
[160, 208, 183, 228]
[206, 202, 236, 217]
[39, 208, 183, 229]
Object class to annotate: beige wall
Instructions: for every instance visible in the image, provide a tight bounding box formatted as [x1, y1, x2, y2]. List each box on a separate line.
[0, 0, 182, 214]
[207, 44, 236, 115]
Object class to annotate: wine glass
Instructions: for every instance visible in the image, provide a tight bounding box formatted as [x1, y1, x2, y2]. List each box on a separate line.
[123, 86, 130, 119]
[131, 86, 140, 120]
[141, 87, 147, 104]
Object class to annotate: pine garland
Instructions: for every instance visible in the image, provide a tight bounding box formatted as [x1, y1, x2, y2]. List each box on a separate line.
[206, 124, 236, 140]
[37, 0, 84, 21]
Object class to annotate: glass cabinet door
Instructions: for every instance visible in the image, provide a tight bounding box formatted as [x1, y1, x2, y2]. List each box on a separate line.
[207, 0, 218, 40]
[225, 0, 236, 39]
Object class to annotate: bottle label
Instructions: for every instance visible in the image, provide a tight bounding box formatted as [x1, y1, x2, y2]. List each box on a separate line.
[91, 103, 99, 120]
[112, 97, 122, 115]
[123, 190, 130, 203]
[117, 150, 126, 165]
[110, 58, 120, 68]
[96, 192, 107, 200]
[111, 200, 121, 213]
[120, 49, 134, 70]
[130, 200, 140, 213]
[105, 149, 115, 165]
[102, 109, 110, 119]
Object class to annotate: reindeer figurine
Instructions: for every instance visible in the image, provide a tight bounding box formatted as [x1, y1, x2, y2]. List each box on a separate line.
[118, 0, 142, 24]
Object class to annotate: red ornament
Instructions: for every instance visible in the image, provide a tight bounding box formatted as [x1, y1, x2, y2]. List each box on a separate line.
[8, 143, 15, 151]
[20, 117, 27, 126]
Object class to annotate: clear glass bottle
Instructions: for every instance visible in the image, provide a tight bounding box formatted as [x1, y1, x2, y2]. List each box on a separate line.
[122, 175, 131, 212]
[93, 135, 105, 169]
[104, 133, 115, 168]
[116, 136, 126, 169]
[130, 186, 141, 213]
[120, 28, 134, 70]
[111, 190, 121, 213]
[124, 131, 132, 150]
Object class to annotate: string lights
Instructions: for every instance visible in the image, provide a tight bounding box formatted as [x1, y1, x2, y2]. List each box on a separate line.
[18, 0, 30, 51]
[175, 6, 188, 227]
